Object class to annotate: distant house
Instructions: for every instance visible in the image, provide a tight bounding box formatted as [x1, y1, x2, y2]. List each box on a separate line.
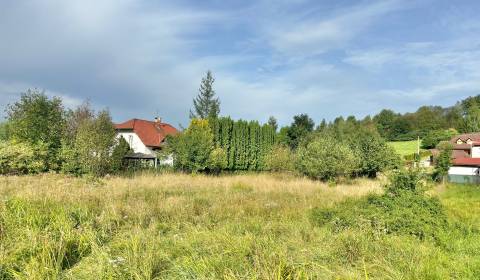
[114, 117, 178, 167]
[447, 133, 480, 183]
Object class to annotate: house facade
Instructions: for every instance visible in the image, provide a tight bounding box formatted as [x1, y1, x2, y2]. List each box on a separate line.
[447, 133, 480, 183]
[114, 118, 178, 166]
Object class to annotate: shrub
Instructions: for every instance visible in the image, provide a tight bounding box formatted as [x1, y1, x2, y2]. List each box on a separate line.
[264, 145, 295, 172]
[0, 141, 48, 174]
[385, 168, 426, 195]
[349, 129, 400, 178]
[295, 135, 359, 180]
[168, 119, 214, 173]
[75, 110, 116, 176]
[311, 170, 449, 241]
[207, 147, 227, 174]
[421, 129, 457, 149]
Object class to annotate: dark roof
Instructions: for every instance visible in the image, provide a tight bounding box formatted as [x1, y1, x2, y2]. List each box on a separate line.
[453, 157, 480, 167]
[115, 119, 178, 147]
[124, 152, 157, 159]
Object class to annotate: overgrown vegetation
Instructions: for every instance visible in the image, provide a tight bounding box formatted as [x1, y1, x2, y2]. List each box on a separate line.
[0, 173, 478, 279]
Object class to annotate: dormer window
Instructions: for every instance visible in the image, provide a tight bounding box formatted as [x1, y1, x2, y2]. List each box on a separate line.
[457, 139, 464, 144]
[466, 138, 473, 144]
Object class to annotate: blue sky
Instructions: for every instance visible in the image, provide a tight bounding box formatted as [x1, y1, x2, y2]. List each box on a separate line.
[1, 0, 480, 127]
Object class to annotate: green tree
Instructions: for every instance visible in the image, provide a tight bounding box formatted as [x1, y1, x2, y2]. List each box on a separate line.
[0, 140, 48, 175]
[264, 144, 295, 172]
[75, 110, 116, 176]
[286, 114, 314, 149]
[462, 104, 480, 132]
[168, 119, 214, 173]
[267, 116, 278, 132]
[208, 147, 227, 174]
[6, 89, 66, 169]
[111, 137, 132, 172]
[190, 70, 220, 119]
[434, 142, 452, 183]
[373, 109, 398, 140]
[349, 128, 399, 178]
[422, 129, 457, 149]
[296, 135, 359, 181]
[64, 100, 94, 143]
[0, 122, 10, 141]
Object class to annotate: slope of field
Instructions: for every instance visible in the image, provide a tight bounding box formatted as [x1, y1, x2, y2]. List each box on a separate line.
[388, 140, 420, 156]
[0, 173, 478, 279]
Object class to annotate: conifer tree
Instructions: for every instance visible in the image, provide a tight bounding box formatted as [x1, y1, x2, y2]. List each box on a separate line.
[190, 70, 220, 119]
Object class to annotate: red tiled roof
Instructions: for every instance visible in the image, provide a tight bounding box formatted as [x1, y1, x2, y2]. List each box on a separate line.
[453, 157, 480, 167]
[452, 149, 469, 159]
[114, 119, 178, 147]
[452, 144, 472, 150]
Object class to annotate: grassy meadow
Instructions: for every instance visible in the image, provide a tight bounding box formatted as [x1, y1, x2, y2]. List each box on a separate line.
[0, 173, 479, 279]
[387, 140, 420, 156]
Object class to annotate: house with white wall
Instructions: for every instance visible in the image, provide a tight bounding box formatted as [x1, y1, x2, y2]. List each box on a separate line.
[114, 118, 178, 167]
[447, 133, 480, 183]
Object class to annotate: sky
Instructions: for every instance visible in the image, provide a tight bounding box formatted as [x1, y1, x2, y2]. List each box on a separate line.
[1, 0, 480, 127]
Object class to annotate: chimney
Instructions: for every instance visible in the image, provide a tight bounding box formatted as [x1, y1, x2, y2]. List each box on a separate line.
[154, 116, 161, 123]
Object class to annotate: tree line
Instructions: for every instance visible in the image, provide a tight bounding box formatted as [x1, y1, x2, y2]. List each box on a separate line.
[0, 89, 130, 176]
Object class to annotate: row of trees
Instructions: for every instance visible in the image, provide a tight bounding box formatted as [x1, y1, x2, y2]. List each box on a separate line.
[0, 89, 130, 176]
[371, 95, 480, 141]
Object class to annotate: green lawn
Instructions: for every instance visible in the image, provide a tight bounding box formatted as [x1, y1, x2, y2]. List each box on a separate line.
[388, 140, 421, 156]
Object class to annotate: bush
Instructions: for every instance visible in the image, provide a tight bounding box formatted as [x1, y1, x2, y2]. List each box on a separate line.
[311, 170, 449, 241]
[295, 135, 359, 180]
[0, 141, 48, 174]
[422, 129, 457, 149]
[207, 147, 227, 174]
[168, 119, 214, 173]
[264, 145, 295, 172]
[349, 129, 400, 178]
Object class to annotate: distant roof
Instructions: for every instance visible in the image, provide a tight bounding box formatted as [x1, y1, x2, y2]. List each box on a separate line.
[450, 133, 480, 143]
[453, 157, 480, 167]
[115, 119, 178, 147]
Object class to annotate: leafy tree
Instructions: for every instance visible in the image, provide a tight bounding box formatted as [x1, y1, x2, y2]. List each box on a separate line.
[349, 128, 400, 178]
[267, 116, 278, 132]
[64, 100, 95, 143]
[208, 147, 227, 174]
[286, 113, 314, 149]
[6, 89, 66, 169]
[434, 142, 452, 183]
[462, 104, 480, 132]
[168, 119, 214, 173]
[296, 135, 359, 181]
[264, 144, 295, 172]
[422, 129, 457, 149]
[190, 70, 220, 119]
[373, 109, 398, 139]
[0, 122, 10, 141]
[0, 140, 48, 175]
[111, 137, 132, 172]
[75, 110, 116, 176]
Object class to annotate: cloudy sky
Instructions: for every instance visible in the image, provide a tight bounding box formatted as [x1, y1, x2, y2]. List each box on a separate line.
[1, 0, 480, 126]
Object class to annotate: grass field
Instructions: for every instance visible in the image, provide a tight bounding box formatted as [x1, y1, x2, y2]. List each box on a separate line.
[388, 140, 421, 156]
[0, 173, 479, 279]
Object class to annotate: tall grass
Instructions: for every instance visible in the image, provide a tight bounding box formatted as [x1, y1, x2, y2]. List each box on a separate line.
[0, 173, 478, 279]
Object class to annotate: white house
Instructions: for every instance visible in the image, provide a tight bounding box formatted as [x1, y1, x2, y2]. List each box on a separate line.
[114, 118, 178, 166]
[447, 133, 480, 184]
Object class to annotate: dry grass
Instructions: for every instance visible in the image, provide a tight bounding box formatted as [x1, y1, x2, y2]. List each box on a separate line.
[0, 173, 478, 279]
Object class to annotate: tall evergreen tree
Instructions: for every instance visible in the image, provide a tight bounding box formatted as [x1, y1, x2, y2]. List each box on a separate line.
[267, 116, 278, 132]
[190, 70, 220, 119]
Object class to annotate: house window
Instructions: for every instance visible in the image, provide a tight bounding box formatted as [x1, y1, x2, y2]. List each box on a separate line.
[466, 139, 473, 144]
[457, 139, 464, 144]
[128, 135, 133, 147]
